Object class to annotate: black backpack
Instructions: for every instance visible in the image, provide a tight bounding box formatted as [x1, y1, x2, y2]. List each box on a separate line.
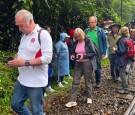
[38, 28, 57, 68]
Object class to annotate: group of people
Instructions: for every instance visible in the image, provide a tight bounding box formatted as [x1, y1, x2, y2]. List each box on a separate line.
[6, 9, 135, 114]
[107, 23, 135, 94]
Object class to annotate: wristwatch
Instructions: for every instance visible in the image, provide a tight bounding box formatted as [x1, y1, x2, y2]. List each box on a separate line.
[25, 60, 30, 66]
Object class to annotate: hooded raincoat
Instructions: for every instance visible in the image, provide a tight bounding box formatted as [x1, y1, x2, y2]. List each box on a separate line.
[55, 33, 70, 77]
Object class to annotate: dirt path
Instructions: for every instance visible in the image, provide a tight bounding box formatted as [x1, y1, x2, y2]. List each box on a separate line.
[44, 66, 135, 115]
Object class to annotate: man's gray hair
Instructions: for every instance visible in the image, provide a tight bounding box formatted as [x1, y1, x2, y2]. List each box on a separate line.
[15, 9, 34, 24]
[89, 16, 97, 22]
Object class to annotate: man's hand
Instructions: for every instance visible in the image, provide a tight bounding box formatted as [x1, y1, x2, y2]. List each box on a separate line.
[7, 59, 25, 68]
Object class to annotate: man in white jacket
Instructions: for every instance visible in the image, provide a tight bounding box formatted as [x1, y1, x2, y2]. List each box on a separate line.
[7, 9, 52, 115]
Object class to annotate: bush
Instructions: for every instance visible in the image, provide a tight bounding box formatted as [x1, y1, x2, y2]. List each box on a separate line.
[0, 51, 18, 114]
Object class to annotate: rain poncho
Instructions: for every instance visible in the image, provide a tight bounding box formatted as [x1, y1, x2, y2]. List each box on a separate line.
[55, 33, 70, 77]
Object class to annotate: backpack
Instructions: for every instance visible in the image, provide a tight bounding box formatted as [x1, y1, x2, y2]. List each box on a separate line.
[123, 38, 135, 58]
[38, 28, 57, 68]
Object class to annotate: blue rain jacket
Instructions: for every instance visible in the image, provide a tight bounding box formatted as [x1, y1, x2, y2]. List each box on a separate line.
[55, 33, 69, 77]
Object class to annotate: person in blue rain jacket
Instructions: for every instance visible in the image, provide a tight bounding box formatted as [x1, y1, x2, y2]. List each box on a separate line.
[55, 32, 70, 87]
[115, 27, 131, 94]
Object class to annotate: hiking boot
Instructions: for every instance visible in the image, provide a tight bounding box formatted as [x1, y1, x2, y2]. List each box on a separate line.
[118, 89, 129, 94]
[65, 101, 77, 108]
[46, 86, 55, 92]
[58, 82, 64, 87]
[87, 98, 92, 104]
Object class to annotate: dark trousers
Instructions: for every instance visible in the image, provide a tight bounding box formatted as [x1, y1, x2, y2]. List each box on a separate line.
[46, 67, 54, 87]
[109, 54, 119, 78]
[95, 61, 101, 85]
[58, 76, 64, 82]
[69, 61, 93, 101]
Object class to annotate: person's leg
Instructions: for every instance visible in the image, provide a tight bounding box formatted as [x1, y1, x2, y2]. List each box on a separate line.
[11, 80, 31, 115]
[68, 62, 83, 101]
[83, 61, 93, 99]
[119, 66, 128, 91]
[60, 76, 64, 82]
[46, 67, 54, 87]
[27, 87, 45, 115]
[109, 54, 117, 79]
[46, 77, 51, 87]
[70, 59, 75, 69]
[95, 61, 101, 86]
[115, 67, 119, 78]
[58, 76, 64, 87]
[114, 54, 120, 78]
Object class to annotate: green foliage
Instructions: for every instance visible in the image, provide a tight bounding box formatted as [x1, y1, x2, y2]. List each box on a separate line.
[0, 0, 134, 50]
[1, 0, 133, 114]
[0, 0, 115, 49]
[0, 51, 18, 114]
[101, 58, 110, 67]
[111, 0, 135, 23]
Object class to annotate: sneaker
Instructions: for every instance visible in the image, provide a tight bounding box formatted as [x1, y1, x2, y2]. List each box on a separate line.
[44, 93, 47, 97]
[95, 83, 100, 88]
[62, 81, 68, 84]
[118, 77, 122, 83]
[118, 89, 129, 94]
[46, 86, 55, 92]
[58, 82, 64, 87]
[87, 98, 92, 104]
[108, 77, 115, 81]
[65, 101, 77, 108]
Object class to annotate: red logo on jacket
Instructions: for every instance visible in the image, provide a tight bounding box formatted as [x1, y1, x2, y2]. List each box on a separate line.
[31, 38, 35, 43]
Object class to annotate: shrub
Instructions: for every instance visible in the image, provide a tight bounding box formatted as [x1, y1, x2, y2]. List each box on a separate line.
[0, 51, 18, 114]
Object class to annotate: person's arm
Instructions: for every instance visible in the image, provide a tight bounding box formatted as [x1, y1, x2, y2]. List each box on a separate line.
[55, 42, 61, 57]
[7, 58, 42, 68]
[115, 39, 127, 56]
[39, 30, 53, 64]
[83, 39, 97, 59]
[101, 29, 107, 57]
[7, 30, 53, 68]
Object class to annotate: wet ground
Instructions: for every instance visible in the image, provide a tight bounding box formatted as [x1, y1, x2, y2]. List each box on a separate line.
[10, 65, 135, 115]
[44, 66, 135, 115]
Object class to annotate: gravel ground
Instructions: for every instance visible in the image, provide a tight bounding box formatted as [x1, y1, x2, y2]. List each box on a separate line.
[10, 65, 135, 115]
[44, 66, 135, 115]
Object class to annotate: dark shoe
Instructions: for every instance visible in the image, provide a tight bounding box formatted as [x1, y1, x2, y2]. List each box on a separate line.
[118, 89, 129, 94]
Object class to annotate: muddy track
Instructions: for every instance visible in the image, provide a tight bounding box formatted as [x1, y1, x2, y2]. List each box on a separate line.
[44, 65, 135, 115]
